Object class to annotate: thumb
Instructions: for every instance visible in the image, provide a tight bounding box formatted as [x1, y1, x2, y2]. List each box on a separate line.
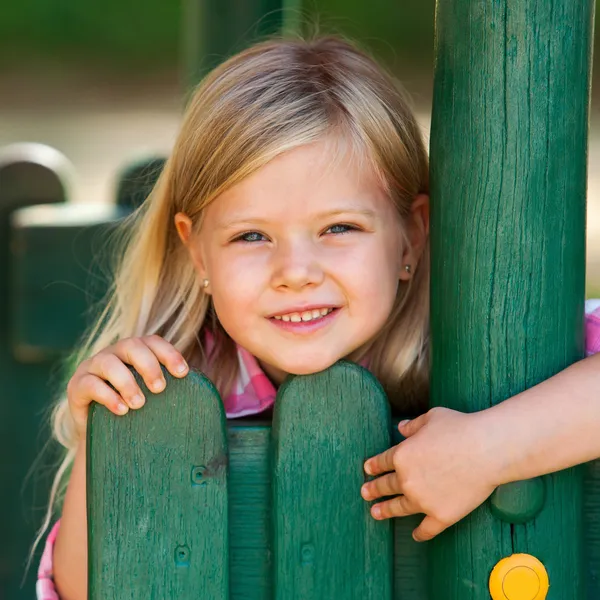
[413, 516, 447, 542]
[398, 413, 428, 438]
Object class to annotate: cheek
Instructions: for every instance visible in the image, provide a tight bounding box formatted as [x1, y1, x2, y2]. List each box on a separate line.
[345, 237, 400, 294]
[354, 239, 401, 320]
[206, 253, 266, 322]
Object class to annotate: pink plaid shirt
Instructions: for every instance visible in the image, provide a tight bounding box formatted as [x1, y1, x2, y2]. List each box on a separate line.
[36, 301, 600, 598]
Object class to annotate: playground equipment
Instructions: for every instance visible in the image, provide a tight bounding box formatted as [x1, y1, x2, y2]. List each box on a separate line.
[1, 0, 596, 598]
[0, 145, 162, 598]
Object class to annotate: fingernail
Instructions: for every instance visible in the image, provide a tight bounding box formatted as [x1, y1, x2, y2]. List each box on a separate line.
[364, 461, 372, 475]
[152, 378, 166, 392]
[372, 506, 381, 519]
[398, 419, 410, 428]
[117, 402, 129, 414]
[131, 394, 145, 408]
[361, 485, 371, 500]
[175, 362, 188, 374]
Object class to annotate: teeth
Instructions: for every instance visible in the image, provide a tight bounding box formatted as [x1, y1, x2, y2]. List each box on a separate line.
[273, 308, 334, 322]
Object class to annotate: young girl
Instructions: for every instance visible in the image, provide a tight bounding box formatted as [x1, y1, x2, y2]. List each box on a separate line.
[35, 36, 600, 600]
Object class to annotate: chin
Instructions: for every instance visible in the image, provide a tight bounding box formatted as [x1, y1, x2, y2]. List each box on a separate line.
[279, 355, 341, 376]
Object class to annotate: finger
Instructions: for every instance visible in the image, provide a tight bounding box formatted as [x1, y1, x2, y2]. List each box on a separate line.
[111, 337, 170, 394]
[413, 516, 447, 542]
[70, 373, 130, 416]
[371, 494, 418, 520]
[87, 352, 148, 408]
[361, 472, 401, 501]
[364, 445, 397, 476]
[398, 413, 428, 438]
[141, 335, 189, 378]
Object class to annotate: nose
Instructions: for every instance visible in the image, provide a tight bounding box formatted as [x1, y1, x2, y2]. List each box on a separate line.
[270, 238, 324, 291]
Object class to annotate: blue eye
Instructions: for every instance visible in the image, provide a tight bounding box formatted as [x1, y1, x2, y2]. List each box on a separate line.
[326, 223, 358, 235]
[234, 231, 267, 243]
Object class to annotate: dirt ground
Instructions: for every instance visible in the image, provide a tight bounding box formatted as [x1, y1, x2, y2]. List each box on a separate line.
[1, 69, 599, 294]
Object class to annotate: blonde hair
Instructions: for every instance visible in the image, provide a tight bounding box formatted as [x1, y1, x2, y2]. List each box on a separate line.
[40, 34, 429, 536]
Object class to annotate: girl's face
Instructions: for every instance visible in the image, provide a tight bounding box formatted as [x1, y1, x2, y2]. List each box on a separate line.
[176, 138, 428, 384]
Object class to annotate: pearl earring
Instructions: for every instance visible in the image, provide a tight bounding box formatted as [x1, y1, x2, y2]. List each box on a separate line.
[404, 265, 412, 274]
[202, 278, 210, 288]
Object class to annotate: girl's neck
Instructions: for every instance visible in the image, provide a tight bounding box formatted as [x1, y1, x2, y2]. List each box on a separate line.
[256, 359, 287, 387]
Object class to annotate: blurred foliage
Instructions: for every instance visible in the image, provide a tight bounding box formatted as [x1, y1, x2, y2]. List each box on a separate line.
[0, 0, 181, 70]
[0, 0, 435, 73]
[307, 0, 435, 69]
[0, 0, 596, 79]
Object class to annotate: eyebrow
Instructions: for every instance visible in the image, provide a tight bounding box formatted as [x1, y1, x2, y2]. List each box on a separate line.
[217, 207, 378, 230]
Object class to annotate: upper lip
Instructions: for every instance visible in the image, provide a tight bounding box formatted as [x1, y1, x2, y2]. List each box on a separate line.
[266, 304, 339, 318]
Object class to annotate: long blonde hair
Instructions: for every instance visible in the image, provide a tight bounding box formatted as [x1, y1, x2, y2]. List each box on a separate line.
[42, 34, 429, 531]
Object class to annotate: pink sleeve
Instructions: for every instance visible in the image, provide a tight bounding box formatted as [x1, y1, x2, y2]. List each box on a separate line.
[585, 299, 600, 356]
[36, 521, 61, 599]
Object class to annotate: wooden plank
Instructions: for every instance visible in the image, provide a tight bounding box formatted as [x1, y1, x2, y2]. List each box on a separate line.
[228, 424, 272, 599]
[429, 0, 593, 597]
[391, 426, 428, 600]
[272, 361, 393, 599]
[87, 368, 229, 599]
[584, 459, 600, 598]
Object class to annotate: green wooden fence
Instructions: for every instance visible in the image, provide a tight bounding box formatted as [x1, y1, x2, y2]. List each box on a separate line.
[87, 362, 428, 599]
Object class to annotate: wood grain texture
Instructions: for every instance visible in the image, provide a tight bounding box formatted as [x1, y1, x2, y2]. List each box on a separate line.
[88, 368, 229, 599]
[429, 0, 593, 598]
[584, 459, 600, 598]
[227, 425, 272, 599]
[271, 361, 393, 599]
[391, 426, 428, 599]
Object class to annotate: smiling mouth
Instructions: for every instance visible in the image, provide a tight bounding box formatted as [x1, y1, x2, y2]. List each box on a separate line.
[271, 307, 335, 323]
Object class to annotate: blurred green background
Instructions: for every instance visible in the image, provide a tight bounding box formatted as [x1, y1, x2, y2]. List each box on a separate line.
[2, 0, 598, 284]
[0, 1, 435, 72]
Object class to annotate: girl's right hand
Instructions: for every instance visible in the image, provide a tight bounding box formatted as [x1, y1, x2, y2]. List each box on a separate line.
[66, 335, 189, 438]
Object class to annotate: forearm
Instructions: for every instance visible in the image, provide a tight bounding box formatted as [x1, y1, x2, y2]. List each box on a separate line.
[54, 437, 88, 600]
[479, 353, 600, 485]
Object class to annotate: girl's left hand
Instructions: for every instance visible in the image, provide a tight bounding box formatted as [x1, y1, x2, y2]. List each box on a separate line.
[361, 407, 502, 542]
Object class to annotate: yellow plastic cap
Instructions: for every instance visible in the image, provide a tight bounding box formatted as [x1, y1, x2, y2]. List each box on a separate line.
[489, 554, 549, 600]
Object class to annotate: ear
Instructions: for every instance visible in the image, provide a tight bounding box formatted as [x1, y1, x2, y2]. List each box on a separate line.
[174, 212, 211, 292]
[399, 194, 430, 281]
[174, 212, 193, 245]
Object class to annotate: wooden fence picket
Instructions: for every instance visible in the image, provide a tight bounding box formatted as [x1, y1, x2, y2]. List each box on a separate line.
[271, 361, 393, 600]
[87, 368, 229, 599]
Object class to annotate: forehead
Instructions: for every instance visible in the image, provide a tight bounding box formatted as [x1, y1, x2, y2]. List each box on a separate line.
[205, 139, 393, 225]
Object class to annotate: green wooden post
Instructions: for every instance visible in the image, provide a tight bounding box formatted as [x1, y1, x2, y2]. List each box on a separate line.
[429, 1, 594, 599]
[183, 0, 301, 88]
